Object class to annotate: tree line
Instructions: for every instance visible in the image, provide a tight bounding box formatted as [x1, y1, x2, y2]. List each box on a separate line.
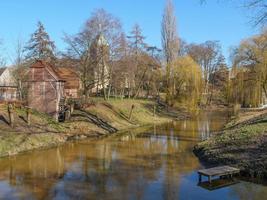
[0, 0, 266, 111]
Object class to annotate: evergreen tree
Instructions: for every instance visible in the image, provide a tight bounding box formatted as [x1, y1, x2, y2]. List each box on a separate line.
[127, 24, 146, 56]
[24, 21, 56, 61]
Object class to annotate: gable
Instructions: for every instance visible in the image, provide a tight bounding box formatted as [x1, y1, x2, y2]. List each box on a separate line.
[0, 68, 16, 86]
[29, 60, 63, 82]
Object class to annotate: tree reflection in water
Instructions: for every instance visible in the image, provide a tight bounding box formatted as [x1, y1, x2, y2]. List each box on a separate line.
[0, 111, 265, 200]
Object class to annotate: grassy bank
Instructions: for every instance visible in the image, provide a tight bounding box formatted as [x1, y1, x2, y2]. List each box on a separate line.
[0, 98, 185, 157]
[86, 98, 184, 128]
[194, 110, 267, 179]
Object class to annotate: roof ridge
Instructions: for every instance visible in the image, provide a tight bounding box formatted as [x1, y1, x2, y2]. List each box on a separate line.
[31, 60, 63, 81]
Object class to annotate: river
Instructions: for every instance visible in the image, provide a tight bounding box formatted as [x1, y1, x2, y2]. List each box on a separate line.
[0, 111, 266, 200]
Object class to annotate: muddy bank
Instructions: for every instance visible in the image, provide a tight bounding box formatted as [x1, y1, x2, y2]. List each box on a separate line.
[194, 112, 267, 179]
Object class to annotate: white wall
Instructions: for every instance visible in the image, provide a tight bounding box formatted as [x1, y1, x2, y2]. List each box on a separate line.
[0, 68, 16, 86]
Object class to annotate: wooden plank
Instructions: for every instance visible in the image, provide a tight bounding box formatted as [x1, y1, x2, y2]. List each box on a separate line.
[198, 166, 240, 177]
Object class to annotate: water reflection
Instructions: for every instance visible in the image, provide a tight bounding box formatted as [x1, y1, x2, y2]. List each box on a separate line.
[0, 111, 265, 200]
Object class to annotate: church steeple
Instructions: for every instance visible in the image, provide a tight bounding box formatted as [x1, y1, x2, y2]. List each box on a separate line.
[96, 33, 109, 47]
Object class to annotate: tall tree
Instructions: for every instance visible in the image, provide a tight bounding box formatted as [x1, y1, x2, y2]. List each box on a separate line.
[64, 9, 123, 99]
[12, 38, 27, 100]
[127, 24, 147, 98]
[161, 0, 179, 105]
[232, 29, 267, 104]
[173, 56, 203, 111]
[24, 21, 56, 62]
[187, 41, 222, 101]
[128, 24, 146, 56]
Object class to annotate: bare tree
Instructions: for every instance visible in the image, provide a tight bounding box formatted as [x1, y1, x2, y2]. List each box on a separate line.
[63, 32, 93, 99]
[12, 38, 27, 100]
[127, 24, 147, 98]
[161, 0, 179, 105]
[187, 41, 222, 104]
[200, 0, 267, 26]
[64, 9, 123, 100]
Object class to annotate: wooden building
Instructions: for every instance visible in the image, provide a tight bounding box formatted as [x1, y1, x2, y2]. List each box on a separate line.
[27, 60, 81, 120]
[0, 67, 18, 102]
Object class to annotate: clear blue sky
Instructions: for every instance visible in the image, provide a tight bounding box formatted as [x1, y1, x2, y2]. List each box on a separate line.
[0, 0, 260, 64]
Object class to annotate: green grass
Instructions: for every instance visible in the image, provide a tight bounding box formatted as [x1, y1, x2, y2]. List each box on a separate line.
[0, 132, 65, 157]
[0, 98, 180, 158]
[195, 116, 267, 178]
[87, 98, 172, 129]
[14, 107, 65, 132]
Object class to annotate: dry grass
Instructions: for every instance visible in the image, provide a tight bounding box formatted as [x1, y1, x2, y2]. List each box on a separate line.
[86, 98, 173, 130]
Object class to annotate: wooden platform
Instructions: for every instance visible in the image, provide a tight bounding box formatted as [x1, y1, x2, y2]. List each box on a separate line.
[198, 166, 240, 184]
[198, 178, 240, 191]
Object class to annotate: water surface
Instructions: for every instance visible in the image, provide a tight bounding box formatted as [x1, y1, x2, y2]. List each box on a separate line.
[0, 111, 266, 200]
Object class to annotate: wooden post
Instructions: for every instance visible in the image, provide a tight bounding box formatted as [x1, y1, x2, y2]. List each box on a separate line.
[65, 111, 71, 121]
[26, 107, 31, 126]
[198, 174, 202, 183]
[129, 104, 135, 121]
[70, 103, 74, 114]
[7, 104, 14, 128]
[65, 106, 71, 121]
[208, 176, 211, 184]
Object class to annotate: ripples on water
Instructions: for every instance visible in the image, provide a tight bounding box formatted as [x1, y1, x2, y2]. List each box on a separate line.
[0, 111, 266, 200]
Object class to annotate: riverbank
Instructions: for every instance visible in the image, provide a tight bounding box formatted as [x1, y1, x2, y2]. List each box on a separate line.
[0, 99, 188, 157]
[194, 109, 267, 179]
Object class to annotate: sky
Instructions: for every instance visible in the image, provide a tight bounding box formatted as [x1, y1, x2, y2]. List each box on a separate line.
[0, 0, 261, 65]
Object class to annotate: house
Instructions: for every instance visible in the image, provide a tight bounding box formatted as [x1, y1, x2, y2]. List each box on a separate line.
[0, 67, 18, 102]
[27, 60, 81, 120]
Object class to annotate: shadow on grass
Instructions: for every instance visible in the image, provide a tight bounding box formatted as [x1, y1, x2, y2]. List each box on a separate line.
[0, 115, 9, 125]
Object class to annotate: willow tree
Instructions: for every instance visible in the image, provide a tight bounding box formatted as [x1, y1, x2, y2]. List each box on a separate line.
[172, 56, 203, 111]
[232, 29, 267, 107]
[161, 0, 179, 105]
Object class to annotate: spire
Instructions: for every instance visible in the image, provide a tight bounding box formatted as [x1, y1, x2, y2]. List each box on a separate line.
[99, 23, 102, 33]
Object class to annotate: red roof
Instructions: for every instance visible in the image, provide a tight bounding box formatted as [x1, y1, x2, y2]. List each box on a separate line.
[57, 67, 80, 89]
[30, 60, 80, 89]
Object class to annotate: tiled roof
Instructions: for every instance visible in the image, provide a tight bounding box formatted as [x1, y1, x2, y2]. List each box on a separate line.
[30, 60, 80, 89]
[57, 67, 80, 89]
[0, 68, 6, 76]
[31, 60, 62, 81]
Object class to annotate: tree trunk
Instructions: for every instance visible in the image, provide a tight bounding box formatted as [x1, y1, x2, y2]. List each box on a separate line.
[133, 67, 148, 99]
[26, 107, 31, 126]
[107, 83, 112, 100]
